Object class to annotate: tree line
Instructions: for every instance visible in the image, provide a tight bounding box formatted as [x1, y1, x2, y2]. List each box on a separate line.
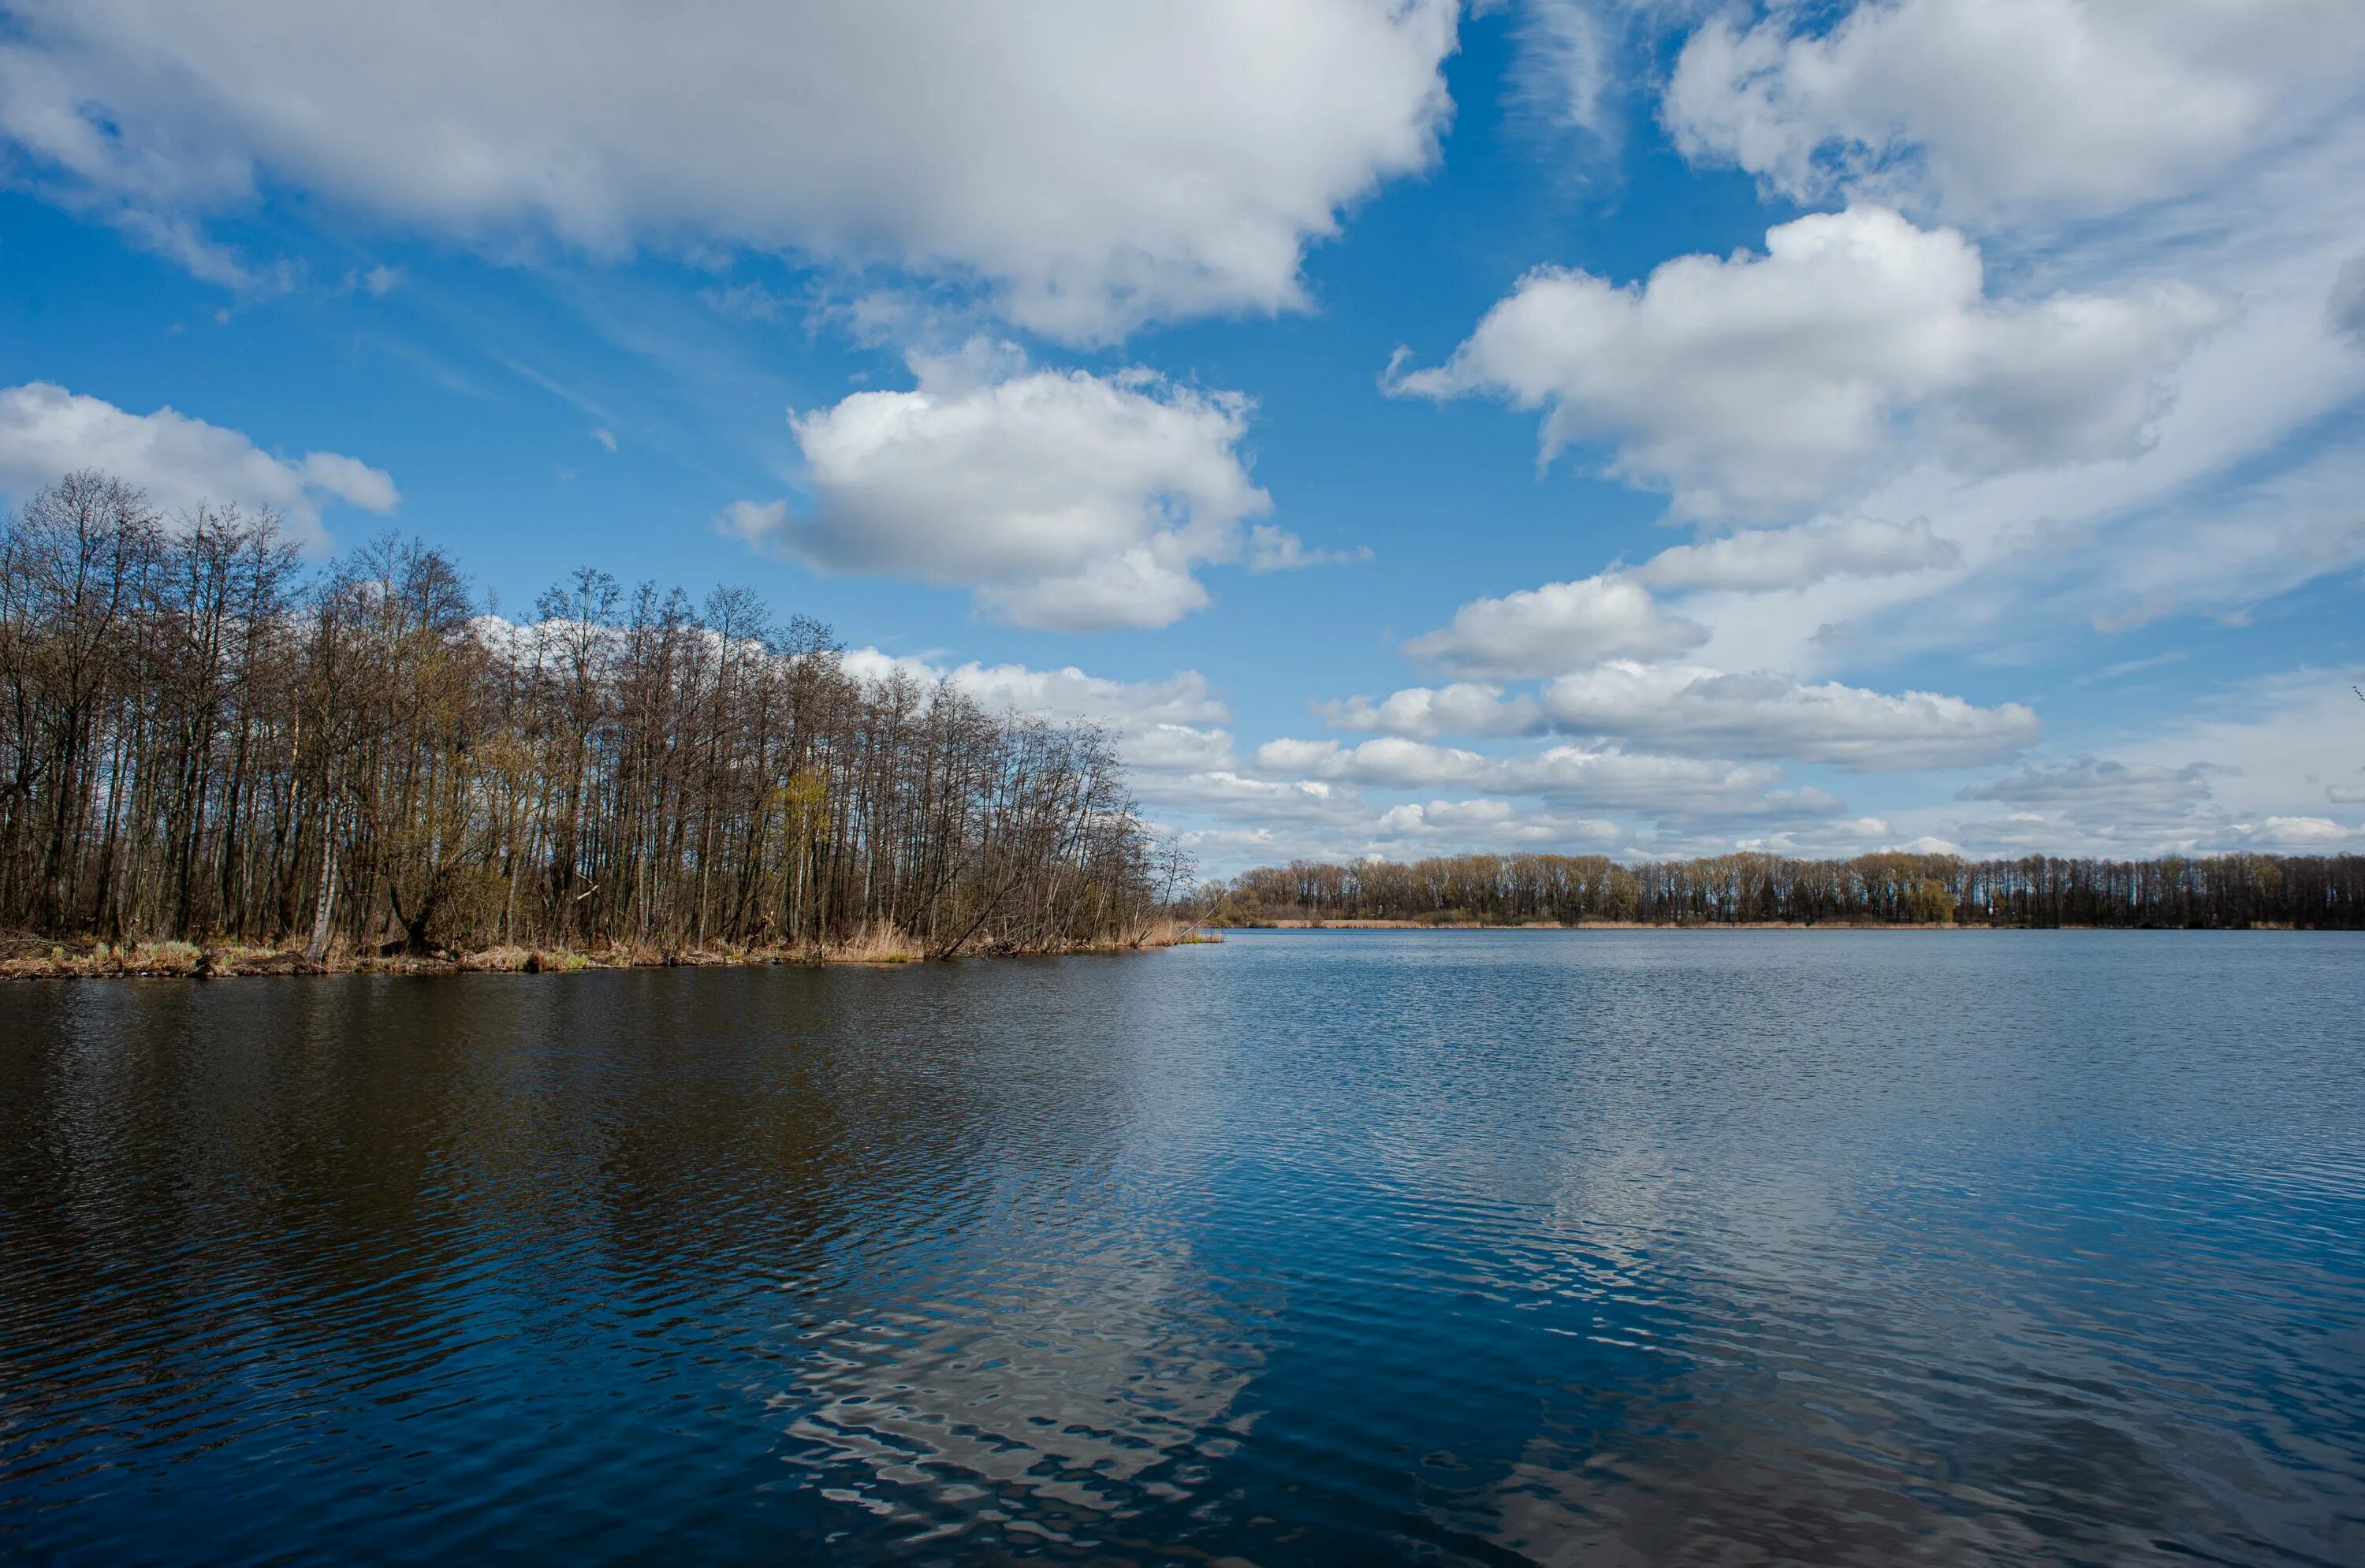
[1216, 850, 2365, 929]
[1, 472, 1180, 962]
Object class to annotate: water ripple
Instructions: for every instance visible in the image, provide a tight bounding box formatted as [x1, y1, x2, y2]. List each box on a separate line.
[2, 932, 2361, 1563]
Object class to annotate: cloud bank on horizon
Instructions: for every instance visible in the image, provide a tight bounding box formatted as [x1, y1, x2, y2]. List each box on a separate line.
[2, 0, 2360, 872]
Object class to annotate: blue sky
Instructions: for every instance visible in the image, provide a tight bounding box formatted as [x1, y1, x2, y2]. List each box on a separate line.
[2, 1, 2361, 872]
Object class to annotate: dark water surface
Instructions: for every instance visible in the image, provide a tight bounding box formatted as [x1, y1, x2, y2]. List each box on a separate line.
[3, 931, 2362, 1565]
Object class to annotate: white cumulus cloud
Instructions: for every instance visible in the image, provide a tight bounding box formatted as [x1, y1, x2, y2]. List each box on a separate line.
[1539, 660, 2041, 770]
[0, 380, 396, 549]
[1389, 206, 2218, 518]
[1376, 798, 1624, 847]
[730, 347, 1270, 633]
[835, 647, 1237, 778]
[2240, 815, 2361, 849]
[1663, 0, 2365, 225]
[1134, 769, 1356, 822]
[1946, 756, 2231, 851]
[1958, 757, 2222, 812]
[1403, 572, 1706, 678]
[1503, 744, 1804, 816]
[1252, 733, 1804, 818]
[0, 0, 1458, 341]
[1900, 675, 2365, 858]
[1635, 515, 1958, 593]
[1311, 657, 2037, 772]
[1256, 736, 1490, 790]
[1320, 682, 1541, 741]
[836, 648, 1229, 729]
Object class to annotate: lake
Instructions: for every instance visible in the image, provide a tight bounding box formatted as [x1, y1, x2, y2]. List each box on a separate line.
[3, 930, 2361, 1565]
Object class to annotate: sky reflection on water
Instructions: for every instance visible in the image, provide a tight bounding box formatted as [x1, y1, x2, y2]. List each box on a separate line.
[2, 930, 2361, 1565]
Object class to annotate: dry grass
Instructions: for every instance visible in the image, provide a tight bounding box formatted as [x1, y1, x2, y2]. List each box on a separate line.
[0, 918, 1216, 981]
[821, 924, 918, 964]
[0, 938, 311, 978]
[1123, 915, 1220, 948]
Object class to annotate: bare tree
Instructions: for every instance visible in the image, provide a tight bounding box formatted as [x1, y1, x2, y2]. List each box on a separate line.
[0, 474, 1167, 958]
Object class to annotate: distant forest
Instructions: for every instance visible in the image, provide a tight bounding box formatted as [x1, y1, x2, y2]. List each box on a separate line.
[1218, 851, 2365, 929]
[0, 473, 1178, 961]
[12, 474, 2357, 965]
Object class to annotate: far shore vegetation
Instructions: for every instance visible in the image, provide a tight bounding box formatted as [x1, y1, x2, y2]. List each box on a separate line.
[6, 471, 2356, 985]
[1, 473, 1202, 981]
[1201, 852, 2365, 930]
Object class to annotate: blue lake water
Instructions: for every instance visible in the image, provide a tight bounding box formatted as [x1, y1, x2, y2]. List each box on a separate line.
[3, 929, 2362, 1565]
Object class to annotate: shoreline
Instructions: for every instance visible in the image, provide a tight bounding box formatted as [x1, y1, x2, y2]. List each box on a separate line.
[0, 923, 1220, 981]
[1220, 918, 2308, 932]
[8, 916, 2326, 976]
